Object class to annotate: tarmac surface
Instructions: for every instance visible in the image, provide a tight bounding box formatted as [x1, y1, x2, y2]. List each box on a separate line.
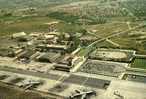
[0, 66, 110, 89]
[98, 80, 146, 99]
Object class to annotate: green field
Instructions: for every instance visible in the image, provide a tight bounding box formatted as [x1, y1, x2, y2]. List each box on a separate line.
[131, 59, 146, 69]
[143, 41, 146, 50]
[0, 16, 56, 35]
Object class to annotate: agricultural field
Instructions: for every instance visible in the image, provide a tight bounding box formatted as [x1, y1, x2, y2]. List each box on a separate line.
[0, 16, 55, 35]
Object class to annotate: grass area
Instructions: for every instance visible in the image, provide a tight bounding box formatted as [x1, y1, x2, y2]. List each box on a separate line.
[131, 59, 146, 69]
[143, 41, 146, 50]
[47, 11, 107, 25]
[77, 47, 87, 56]
[47, 12, 80, 24]
[0, 82, 47, 99]
[56, 22, 85, 33]
[0, 16, 57, 36]
[86, 22, 130, 37]
[0, 15, 86, 36]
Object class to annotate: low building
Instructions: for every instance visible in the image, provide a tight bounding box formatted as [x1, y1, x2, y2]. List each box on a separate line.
[12, 32, 28, 42]
[37, 44, 69, 53]
[80, 35, 98, 46]
[12, 32, 27, 39]
[36, 52, 61, 63]
[16, 49, 35, 60]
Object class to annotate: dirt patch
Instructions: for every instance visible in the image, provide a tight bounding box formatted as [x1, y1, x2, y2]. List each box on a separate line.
[78, 60, 127, 77]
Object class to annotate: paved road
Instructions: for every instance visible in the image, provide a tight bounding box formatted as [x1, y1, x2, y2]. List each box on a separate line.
[0, 66, 62, 81]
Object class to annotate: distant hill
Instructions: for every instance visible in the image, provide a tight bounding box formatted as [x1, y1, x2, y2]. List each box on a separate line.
[0, 0, 89, 9]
